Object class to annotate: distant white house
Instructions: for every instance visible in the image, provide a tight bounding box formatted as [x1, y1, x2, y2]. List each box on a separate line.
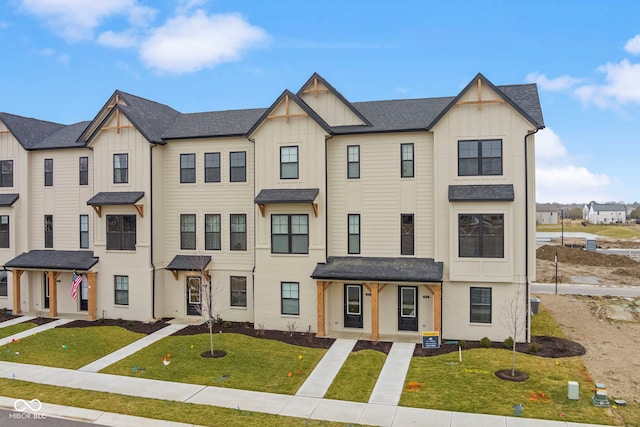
[588, 203, 627, 224]
[536, 206, 558, 224]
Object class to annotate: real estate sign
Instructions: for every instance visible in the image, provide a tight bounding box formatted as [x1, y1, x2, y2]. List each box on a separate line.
[422, 331, 440, 349]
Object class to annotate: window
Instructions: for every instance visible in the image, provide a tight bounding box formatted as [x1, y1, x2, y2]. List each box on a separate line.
[458, 139, 502, 176]
[271, 214, 308, 254]
[458, 214, 504, 258]
[401, 214, 414, 255]
[44, 159, 53, 186]
[205, 214, 221, 250]
[79, 215, 89, 249]
[347, 145, 360, 179]
[107, 215, 136, 250]
[401, 143, 414, 178]
[180, 214, 196, 250]
[79, 157, 88, 185]
[113, 154, 128, 183]
[0, 215, 8, 248]
[0, 271, 6, 297]
[281, 282, 299, 315]
[180, 154, 196, 183]
[0, 160, 13, 187]
[348, 214, 360, 254]
[230, 151, 246, 182]
[470, 287, 491, 323]
[280, 146, 298, 179]
[44, 215, 53, 248]
[230, 276, 247, 307]
[204, 152, 221, 182]
[230, 214, 246, 251]
[114, 275, 129, 306]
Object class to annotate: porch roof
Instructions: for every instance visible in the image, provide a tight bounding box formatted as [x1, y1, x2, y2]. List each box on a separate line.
[87, 191, 144, 206]
[166, 255, 211, 271]
[311, 256, 443, 283]
[255, 188, 319, 204]
[0, 193, 19, 207]
[448, 184, 514, 202]
[4, 250, 99, 271]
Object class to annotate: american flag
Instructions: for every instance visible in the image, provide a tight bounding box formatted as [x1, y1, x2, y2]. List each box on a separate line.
[71, 272, 82, 302]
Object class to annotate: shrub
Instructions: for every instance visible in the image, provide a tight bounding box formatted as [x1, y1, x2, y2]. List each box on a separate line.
[222, 321, 232, 329]
[458, 340, 467, 349]
[480, 337, 492, 348]
[503, 336, 514, 349]
[528, 342, 539, 354]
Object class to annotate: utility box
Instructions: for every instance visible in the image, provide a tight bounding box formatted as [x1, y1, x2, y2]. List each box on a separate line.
[568, 381, 579, 400]
[530, 298, 540, 315]
[586, 239, 597, 252]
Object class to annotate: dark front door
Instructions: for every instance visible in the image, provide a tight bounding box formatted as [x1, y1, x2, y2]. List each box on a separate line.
[80, 277, 88, 311]
[186, 276, 201, 316]
[344, 284, 363, 328]
[398, 286, 418, 331]
[43, 274, 50, 309]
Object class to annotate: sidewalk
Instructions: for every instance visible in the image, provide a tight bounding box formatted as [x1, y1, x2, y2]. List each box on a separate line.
[0, 316, 613, 427]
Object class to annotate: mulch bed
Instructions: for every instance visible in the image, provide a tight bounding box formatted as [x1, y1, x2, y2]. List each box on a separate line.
[57, 317, 172, 335]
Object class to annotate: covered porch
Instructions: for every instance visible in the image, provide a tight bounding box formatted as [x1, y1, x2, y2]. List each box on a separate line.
[5, 250, 99, 320]
[312, 256, 444, 341]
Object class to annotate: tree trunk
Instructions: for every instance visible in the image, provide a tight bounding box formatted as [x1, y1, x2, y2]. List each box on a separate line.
[511, 340, 516, 376]
[209, 323, 214, 356]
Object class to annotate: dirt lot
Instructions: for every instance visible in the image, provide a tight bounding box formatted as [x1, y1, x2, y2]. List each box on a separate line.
[536, 237, 640, 403]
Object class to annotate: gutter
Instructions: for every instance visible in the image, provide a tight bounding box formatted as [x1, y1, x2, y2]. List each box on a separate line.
[524, 128, 540, 342]
[150, 143, 157, 319]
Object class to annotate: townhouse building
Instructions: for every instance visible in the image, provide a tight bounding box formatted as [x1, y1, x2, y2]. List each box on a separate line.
[0, 73, 543, 342]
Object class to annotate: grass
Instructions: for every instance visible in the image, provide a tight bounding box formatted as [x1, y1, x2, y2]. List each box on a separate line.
[537, 222, 640, 239]
[324, 349, 386, 402]
[100, 332, 326, 395]
[0, 379, 355, 427]
[0, 326, 144, 369]
[530, 304, 566, 338]
[0, 322, 36, 339]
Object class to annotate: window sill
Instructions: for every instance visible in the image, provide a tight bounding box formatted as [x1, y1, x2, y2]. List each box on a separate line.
[230, 306, 247, 310]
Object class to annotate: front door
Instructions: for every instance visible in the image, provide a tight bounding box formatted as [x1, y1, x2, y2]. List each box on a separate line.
[186, 276, 201, 316]
[398, 286, 418, 331]
[344, 284, 363, 328]
[80, 277, 88, 311]
[43, 274, 50, 309]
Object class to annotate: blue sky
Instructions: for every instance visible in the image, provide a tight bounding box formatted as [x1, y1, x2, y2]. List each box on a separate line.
[0, 0, 638, 204]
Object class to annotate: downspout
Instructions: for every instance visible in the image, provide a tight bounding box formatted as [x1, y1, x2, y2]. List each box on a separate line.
[524, 128, 539, 342]
[248, 137, 256, 326]
[150, 143, 157, 319]
[324, 135, 333, 261]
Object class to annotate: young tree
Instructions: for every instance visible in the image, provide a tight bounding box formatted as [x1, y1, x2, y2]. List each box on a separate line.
[186, 256, 223, 356]
[501, 286, 527, 377]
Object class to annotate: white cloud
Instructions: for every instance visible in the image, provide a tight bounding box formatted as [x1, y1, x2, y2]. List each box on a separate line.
[97, 30, 138, 48]
[535, 128, 615, 203]
[624, 34, 640, 54]
[19, 0, 156, 41]
[0, 21, 9, 29]
[139, 11, 268, 74]
[525, 72, 582, 91]
[574, 59, 640, 107]
[39, 47, 70, 65]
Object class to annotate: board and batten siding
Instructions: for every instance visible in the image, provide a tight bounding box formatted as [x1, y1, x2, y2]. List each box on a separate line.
[327, 133, 434, 258]
[298, 82, 366, 127]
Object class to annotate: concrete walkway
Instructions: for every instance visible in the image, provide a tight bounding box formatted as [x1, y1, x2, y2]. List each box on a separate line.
[79, 323, 189, 372]
[296, 338, 356, 398]
[0, 315, 35, 328]
[369, 342, 415, 405]
[0, 318, 73, 346]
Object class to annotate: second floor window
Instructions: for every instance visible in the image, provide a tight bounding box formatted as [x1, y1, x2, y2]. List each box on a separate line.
[180, 154, 196, 183]
[347, 145, 360, 179]
[180, 214, 196, 249]
[401, 143, 414, 177]
[0, 160, 13, 187]
[459, 214, 504, 258]
[204, 152, 221, 182]
[401, 214, 414, 255]
[0, 215, 9, 248]
[230, 214, 246, 250]
[458, 139, 502, 176]
[44, 215, 53, 248]
[79, 157, 88, 185]
[348, 214, 360, 254]
[272, 214, 308, 254]
[280, 146, 298, 179]
[113, 154, 128, 184]
[107, 215, 136, 250]
[205, 214, 221, 250]
[44, 159, 53, 186]
[79, 215, 89, 249]
[230, 152, 246, 182]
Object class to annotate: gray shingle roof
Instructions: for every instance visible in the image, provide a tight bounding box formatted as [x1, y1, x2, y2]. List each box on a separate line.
[117, 91, 181, 143]
[255, 188, 319, 204]
[0, 194, 19, 206]
[4, 250, 98, 270]
[162, 108, 266, 139]
[166, 255, 211, 271]
[0, 112, 64, 150]
[37, 121, 90, 149]
[592, 204, 626, 211]
[87, 192, 144, 206]
[311, 256, 443, 282]
[448, 184, 515, 202]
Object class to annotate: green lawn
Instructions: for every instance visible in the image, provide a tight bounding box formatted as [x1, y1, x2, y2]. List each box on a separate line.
[531, 304, 566, 338]
[100, 332, 327, 395]
[324, 349, 387, 402]
[537, 223, 640, 239]
[0, 322, 36, 339]
[0, 326, 144, 369]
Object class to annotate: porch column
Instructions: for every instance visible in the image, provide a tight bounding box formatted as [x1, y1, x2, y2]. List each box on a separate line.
[316, 281, 325, 337]
[48, 271, 59, 317]
[370, 283, 379, 341]
[87, 272, 97, 320]
[433, 285, 442, 335]
[12, 270, 23, 315]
